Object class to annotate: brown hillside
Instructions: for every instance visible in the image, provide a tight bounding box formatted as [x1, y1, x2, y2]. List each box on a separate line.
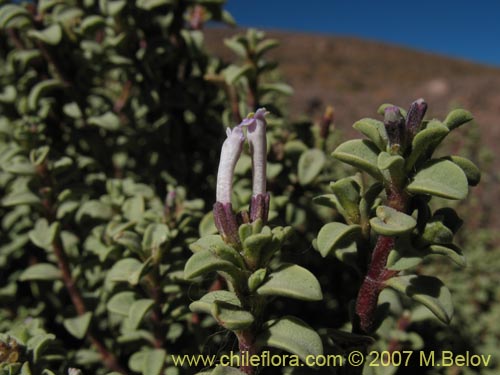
[205, 28, 500, 153]
[205, 28, 500, 226]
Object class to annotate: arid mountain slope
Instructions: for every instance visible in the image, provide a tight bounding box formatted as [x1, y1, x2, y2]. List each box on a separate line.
[205, 28, 500, 157]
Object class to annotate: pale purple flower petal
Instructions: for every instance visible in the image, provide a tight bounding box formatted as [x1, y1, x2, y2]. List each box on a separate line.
[246, 108, 268, 197]
[216, 126, 245, 204]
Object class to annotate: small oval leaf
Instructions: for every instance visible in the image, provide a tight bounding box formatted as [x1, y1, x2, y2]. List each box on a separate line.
[298, 149, 326, 186]
[20, 263, 61, 281]
[333, 139, 381, 179]
[407, 160, 468, 200]
[370, 206, 416, 236]
[63, 312, 92, 339]
[256, 264, 322, 301]
[444, 109, 473, 130]
[316, 222, 361, 258]
[352, 118, 388, 151]
[257, 316, 323, 362]
[448, 155, 480, 186]
[384, 275, 453, 324]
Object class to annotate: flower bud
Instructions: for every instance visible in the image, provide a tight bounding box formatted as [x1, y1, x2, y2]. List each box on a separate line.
[406, 98, 427, 139]
[384, 106, 405, 152]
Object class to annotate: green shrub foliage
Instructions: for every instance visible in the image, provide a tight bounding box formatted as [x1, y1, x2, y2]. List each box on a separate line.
[0, 1, 490, 375]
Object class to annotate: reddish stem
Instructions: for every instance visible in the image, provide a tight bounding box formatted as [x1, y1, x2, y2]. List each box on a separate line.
[38, 163, 127, 374]
[52, 238, 128, 374]
[237, 330, 257, 374]
[355, 186, 408, 333]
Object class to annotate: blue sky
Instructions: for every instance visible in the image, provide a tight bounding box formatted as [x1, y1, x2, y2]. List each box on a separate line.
[225, 1, 500, 67]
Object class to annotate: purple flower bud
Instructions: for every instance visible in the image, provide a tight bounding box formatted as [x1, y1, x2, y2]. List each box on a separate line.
[406, 98, 427, 139]
[216, 126, 245, 204]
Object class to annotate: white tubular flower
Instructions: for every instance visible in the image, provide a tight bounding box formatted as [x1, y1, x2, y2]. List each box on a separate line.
[246, 108, 268, 197]
[216, 126, 245, 204]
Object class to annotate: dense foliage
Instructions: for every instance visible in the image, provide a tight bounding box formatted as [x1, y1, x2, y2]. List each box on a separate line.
[0, 1, 496, 375]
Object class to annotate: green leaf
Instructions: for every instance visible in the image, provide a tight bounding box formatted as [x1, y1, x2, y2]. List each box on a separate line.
[28, 24, 62, 46]
[316, 222, 361, 258]
[63, 312, 92, 339]
[212, 301, 254, 330]
[224, 38, 247, 58]
[333, 241, 358, 266]
[2, 190, 41, 207]
[297, 149, 325, 185]
[384, 275, 453, 324]
[255, 38, 280, 56]
[447, 156, 480, 186]
[258, 316, 323, 362]
[259, 83, 294, 96]
[352, 118, 388, 150]
[386, 237, 423, 271]
[242, 233, 272, 267]
[183, 250, 242, 281]
[113, 231, 142, 255]
[223, 64, 253, 85]
[421, 220, 453, 244]
[20, 263, 61, 281]
[3, 157, 34, 175]
[142, 349, 166, 375]
[405, 120, 449, 171]
[88, 112, 121, 131]
[312, 194, 338, 209]
[29, 219, 60, 250]
[332, 139, 382, 179]
[377, 152, 405, 185]
[377, 103, 407, 118]
[189, 290, 241, 315]
[432, 207, 463, 233]
[80, 15, 106, 33]
[189, 234, 226, 253]
[99, 0, 126, 16]
[0, 5, 31, 29]
[0, 85, 16, 103]
[142, 223, 169, 253]
[28, 333, 55, 363]
[108, 258, 143, 283]
[444, 109, 473, 130]
[407, 160, 468, 200]
[76, 200, 113, 222]
[122, 195, 145, 221]
[127, 299, 154, 330]
[107, 291, 136, 316]
[425, 244, 466, 267]
[370, 206, 416, 236]
[248, 268, 267, 292]
[136, 0, 172, 10]
[256, 263, 322, 301]
[20, 362, 33, 375]
[28, 79, 64, 111]
[199, 212, 217, 237]
[330, 177, 361, 224]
